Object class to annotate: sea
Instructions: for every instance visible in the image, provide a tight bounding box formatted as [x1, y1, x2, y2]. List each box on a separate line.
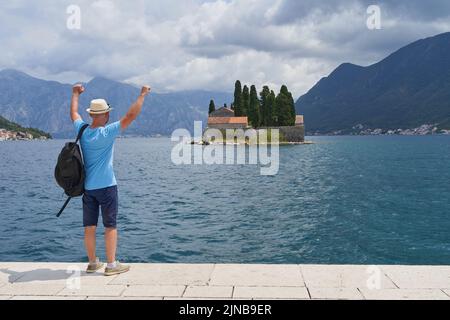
[1, 135, 450, 264]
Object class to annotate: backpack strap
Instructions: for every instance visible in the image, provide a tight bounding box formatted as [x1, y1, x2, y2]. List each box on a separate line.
[56, 197, 72, 217]
[75, 123, 89, 144]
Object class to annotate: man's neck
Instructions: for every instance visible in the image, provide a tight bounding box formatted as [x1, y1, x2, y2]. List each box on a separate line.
[91, 120, 105, 128]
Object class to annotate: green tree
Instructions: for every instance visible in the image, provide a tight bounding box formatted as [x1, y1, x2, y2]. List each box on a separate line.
[233, 80, 243, 116]
[259, 86, 270, 126]
[275, 87, 288, 126]
[248, 85, 261, 127]
[276, 85, 296, 126]
[208, 99, 216, 114]
[284, 86, 296, 126]
[267, 90, 276, 126]
[241, 85, 250, 116]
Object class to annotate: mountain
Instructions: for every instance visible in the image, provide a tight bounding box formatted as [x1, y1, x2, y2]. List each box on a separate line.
[0, 69, 232, 138]
[295, 32, 450, 134]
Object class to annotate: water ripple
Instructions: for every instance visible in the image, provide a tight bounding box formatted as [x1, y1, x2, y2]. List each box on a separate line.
[1, 136, 450, 264]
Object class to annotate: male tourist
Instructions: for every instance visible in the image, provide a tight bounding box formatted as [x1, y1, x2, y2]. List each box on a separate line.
[70, 83, 151, 275]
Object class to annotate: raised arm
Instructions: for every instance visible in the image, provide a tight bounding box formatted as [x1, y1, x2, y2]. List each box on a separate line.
[120, 85, 151, 130]
[71, 84, 84, 122]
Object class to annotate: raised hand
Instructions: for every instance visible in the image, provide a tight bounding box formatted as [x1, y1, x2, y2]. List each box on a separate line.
[140, 85, 151, 96]
[73, 84, 85, 95]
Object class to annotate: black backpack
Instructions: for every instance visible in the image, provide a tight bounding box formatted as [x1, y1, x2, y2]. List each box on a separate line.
[54, 123, 89, 217]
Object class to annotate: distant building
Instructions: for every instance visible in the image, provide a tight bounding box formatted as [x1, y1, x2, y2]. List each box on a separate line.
[295, 115, 304, 126]
[209, 107, 235, 117]
[205, 106, 305, 143]
[207, 107, 248, 129]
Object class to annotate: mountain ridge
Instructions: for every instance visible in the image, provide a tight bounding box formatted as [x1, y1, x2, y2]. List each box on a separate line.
[295, 32, 450, 134]
[0, 69, 232, 138]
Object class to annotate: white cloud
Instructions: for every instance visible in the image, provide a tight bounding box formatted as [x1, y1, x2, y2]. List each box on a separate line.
[0, 0, 449, 97]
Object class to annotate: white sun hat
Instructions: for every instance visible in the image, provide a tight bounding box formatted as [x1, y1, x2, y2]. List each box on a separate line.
[86, 99, 113, 114]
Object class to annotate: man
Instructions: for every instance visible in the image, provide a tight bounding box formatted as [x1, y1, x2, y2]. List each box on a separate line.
[70, 83, 151, 276]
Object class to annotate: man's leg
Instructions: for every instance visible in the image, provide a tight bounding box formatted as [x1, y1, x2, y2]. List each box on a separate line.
[101, 186, 118, 263]
[100, 186, 130, 275]
[82, 191, 101, 271]
[105, 227, 117, 264]
[84, 226, 97, 262]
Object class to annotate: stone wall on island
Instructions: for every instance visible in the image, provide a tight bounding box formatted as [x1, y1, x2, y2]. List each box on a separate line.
[259, 125, 305, 143]
[203, 125, 305, 143]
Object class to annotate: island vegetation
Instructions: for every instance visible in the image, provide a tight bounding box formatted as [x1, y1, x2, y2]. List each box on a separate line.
[209, 81, 297, 128]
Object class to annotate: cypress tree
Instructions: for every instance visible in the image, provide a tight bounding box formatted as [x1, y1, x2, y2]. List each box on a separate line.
[275, 86, 289, 126]
[208, 99, 216, 114]
[233, 80, 243, 116]
[274, 85, 296, 126]
[259, 86, 270, 127]
[241, 85, 250, 116]
[248, 85, 260, 128]
[268, 90, 276, 126]
[283, 85, 296, 126]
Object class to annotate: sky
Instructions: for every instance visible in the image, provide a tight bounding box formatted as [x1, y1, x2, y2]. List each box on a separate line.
[1, 0, 449, 98]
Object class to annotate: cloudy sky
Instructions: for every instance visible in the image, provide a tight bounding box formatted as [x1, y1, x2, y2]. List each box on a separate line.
[1, 0, 449, 97]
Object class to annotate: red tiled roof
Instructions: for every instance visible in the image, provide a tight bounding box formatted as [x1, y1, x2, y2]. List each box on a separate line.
[208, 116, 248, 125]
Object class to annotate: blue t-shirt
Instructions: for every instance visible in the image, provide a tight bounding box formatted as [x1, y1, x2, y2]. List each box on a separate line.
[74, 119, 121, 191]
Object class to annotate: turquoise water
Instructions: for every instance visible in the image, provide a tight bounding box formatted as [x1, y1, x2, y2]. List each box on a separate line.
[1, 136, 450, 264]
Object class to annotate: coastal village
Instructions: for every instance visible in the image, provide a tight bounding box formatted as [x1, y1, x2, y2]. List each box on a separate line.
[0, 128, 49, 141]
[323, 123, 450, 136]
[0, 116, 51, 141]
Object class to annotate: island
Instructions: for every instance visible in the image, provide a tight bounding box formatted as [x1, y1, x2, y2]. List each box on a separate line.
[204, 81, 305, 144]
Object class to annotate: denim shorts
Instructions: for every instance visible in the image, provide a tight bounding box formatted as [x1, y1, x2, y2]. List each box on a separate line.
[82, 185, 118, 228]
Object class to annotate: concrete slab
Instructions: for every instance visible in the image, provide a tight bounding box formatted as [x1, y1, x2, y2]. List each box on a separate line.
[110, 263, 214, 286]
[164, 297, 241, 300]
[210, 264, 304, 287]
[57, 285, 126, 297]
[1, 263, 450, 300]
[123, 285, 185, 297]
[360, 288, 450, 300]
[381, 265, 450, 289]
[308, 287, 364, 300]
[233, 286, 310, 299]
[0, 262, 108, 286]
[183, 285, 233, 298]
[11, 295, 87, 300]
[0, 283, 65, 296]
[0, 263, 54, 283]
[87, 296, 164, 300]
[300, 265, 396, 289]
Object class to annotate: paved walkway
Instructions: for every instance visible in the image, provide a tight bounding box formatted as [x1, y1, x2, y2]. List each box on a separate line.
[0, 263, 450, 300]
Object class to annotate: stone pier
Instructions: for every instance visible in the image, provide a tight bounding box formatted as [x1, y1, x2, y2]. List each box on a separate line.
[0, 263, 449, 300]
